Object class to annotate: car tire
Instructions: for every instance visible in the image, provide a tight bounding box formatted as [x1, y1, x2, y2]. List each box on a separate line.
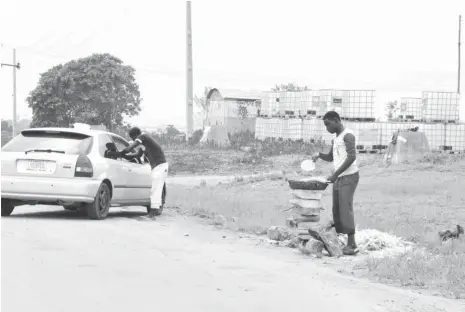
[85, 183, 111, 220]
[146, 183, 166, 216]
[1, 199, 15, 216]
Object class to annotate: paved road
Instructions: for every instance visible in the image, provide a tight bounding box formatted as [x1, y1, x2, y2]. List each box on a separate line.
[2, 206, 464, 312]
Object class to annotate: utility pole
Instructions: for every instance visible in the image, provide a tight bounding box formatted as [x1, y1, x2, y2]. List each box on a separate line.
[1, 48, 21, 137]
[458, 15, 462, 94]
[186, 1, 194, 138]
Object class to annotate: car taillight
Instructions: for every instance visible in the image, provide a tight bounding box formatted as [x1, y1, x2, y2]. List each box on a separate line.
[75, 155, 93, 177]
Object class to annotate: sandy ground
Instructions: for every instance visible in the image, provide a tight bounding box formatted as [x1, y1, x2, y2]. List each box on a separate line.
[2, 205, 464, 312]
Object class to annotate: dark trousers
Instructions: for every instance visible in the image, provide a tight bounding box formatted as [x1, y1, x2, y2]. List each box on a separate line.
[332, 172, 359, 235]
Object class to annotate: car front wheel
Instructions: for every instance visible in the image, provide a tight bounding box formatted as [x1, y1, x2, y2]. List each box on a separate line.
[1, 199, 15, 216]
[85, 183, 111, 220]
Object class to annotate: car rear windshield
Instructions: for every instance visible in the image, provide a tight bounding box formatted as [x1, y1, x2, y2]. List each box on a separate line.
[1, 130, 94, 155]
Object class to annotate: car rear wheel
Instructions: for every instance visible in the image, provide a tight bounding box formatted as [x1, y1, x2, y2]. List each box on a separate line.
[85, 183, 111, 220]
[1, 199, 15, 216]
[145, 183, 166, 216]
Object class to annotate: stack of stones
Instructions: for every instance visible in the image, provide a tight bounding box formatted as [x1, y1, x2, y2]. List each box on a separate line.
[287, 177, 346, 257]
[288, 187, 325, 242]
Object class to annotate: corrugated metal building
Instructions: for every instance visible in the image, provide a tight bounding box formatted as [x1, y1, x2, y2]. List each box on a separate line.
[206, 88, 263, 133]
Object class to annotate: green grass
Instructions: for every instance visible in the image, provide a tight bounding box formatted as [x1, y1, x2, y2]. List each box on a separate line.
[365, 240, 465, 298]
[168, 153, 465, 297]
[170, 179, 291, 234]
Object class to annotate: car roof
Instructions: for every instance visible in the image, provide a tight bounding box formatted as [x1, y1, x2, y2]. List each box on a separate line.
[21, 127, 127, 141]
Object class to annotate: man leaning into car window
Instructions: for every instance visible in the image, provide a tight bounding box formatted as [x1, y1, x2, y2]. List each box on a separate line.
[122, 127, 168, 220]
[105, 143, 143, 162]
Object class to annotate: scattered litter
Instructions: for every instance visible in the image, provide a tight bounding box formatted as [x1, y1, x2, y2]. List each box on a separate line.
[338, 228, 413, 255]
[438, 224, 464, 241]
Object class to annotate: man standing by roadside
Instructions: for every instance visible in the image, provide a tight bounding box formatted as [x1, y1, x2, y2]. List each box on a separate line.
[312, 111, 359, 255]
[122, 127, 169, 220]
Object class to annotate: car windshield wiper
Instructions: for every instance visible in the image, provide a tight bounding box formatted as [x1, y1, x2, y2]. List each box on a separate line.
[24, 149, 65, 154]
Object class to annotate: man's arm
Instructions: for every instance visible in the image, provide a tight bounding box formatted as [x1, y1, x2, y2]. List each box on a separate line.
[122, 148, 144, 160]
[104, 150, 123, 159]
[318, 145, 334, 162]
[122, 136, 143, 154]
[331, 133, 356, 178]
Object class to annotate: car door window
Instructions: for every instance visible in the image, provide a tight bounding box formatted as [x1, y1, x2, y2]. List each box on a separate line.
[99, 134, 115, 157]
[111, 135, 141, 164]
[112, 136, 148, 165]
[111, 136, 129, 151]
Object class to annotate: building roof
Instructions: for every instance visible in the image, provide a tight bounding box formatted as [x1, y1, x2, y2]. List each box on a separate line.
[207, 88, 263, 101]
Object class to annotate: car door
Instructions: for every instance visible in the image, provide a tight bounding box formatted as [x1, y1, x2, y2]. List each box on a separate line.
[110, 135, 152, 203]
[98, 134, 129, 204]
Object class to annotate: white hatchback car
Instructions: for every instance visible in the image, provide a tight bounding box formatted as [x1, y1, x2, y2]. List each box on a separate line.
[1, 125, 165, 220]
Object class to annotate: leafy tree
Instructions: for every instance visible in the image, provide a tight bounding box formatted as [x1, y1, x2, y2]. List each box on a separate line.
[190, 129, 204, 145]
[27, 53, 141, 131]
[16, 119, 31, 132]
[1, 131, 12, 147]
[271, 83, 308, 92]
[1, 120, 12, 147]
[112, 123, 132, 140]
[194, 86, 212, 129]
[1, 120, 12, 132]
[165, 125, 181, 138]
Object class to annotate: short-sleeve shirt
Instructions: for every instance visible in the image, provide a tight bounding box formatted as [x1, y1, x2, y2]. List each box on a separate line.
[135, 133, 166, 169]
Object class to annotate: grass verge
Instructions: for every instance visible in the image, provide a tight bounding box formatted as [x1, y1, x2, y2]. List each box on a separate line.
[168, 153, 465, 297]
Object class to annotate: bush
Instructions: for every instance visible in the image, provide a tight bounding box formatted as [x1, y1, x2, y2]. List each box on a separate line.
[189, 129, 204, 145]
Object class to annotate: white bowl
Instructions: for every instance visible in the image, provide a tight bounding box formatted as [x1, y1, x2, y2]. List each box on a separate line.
[300, 160, 315, 172]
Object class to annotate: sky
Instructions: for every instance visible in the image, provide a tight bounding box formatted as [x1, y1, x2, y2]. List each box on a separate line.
[1, 0, 464, 130]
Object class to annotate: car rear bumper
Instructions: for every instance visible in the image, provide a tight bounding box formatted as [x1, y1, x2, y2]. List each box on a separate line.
[1, 176, 101, 203]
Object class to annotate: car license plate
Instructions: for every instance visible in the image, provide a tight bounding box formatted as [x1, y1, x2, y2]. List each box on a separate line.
[16, 159, 56, 174]
[28, 160, 47, 171]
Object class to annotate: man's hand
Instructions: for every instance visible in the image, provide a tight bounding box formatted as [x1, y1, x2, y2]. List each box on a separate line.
[326, 174, 338, 183]
[311, 152, 320, 162]
[123, 140, 141, 154]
